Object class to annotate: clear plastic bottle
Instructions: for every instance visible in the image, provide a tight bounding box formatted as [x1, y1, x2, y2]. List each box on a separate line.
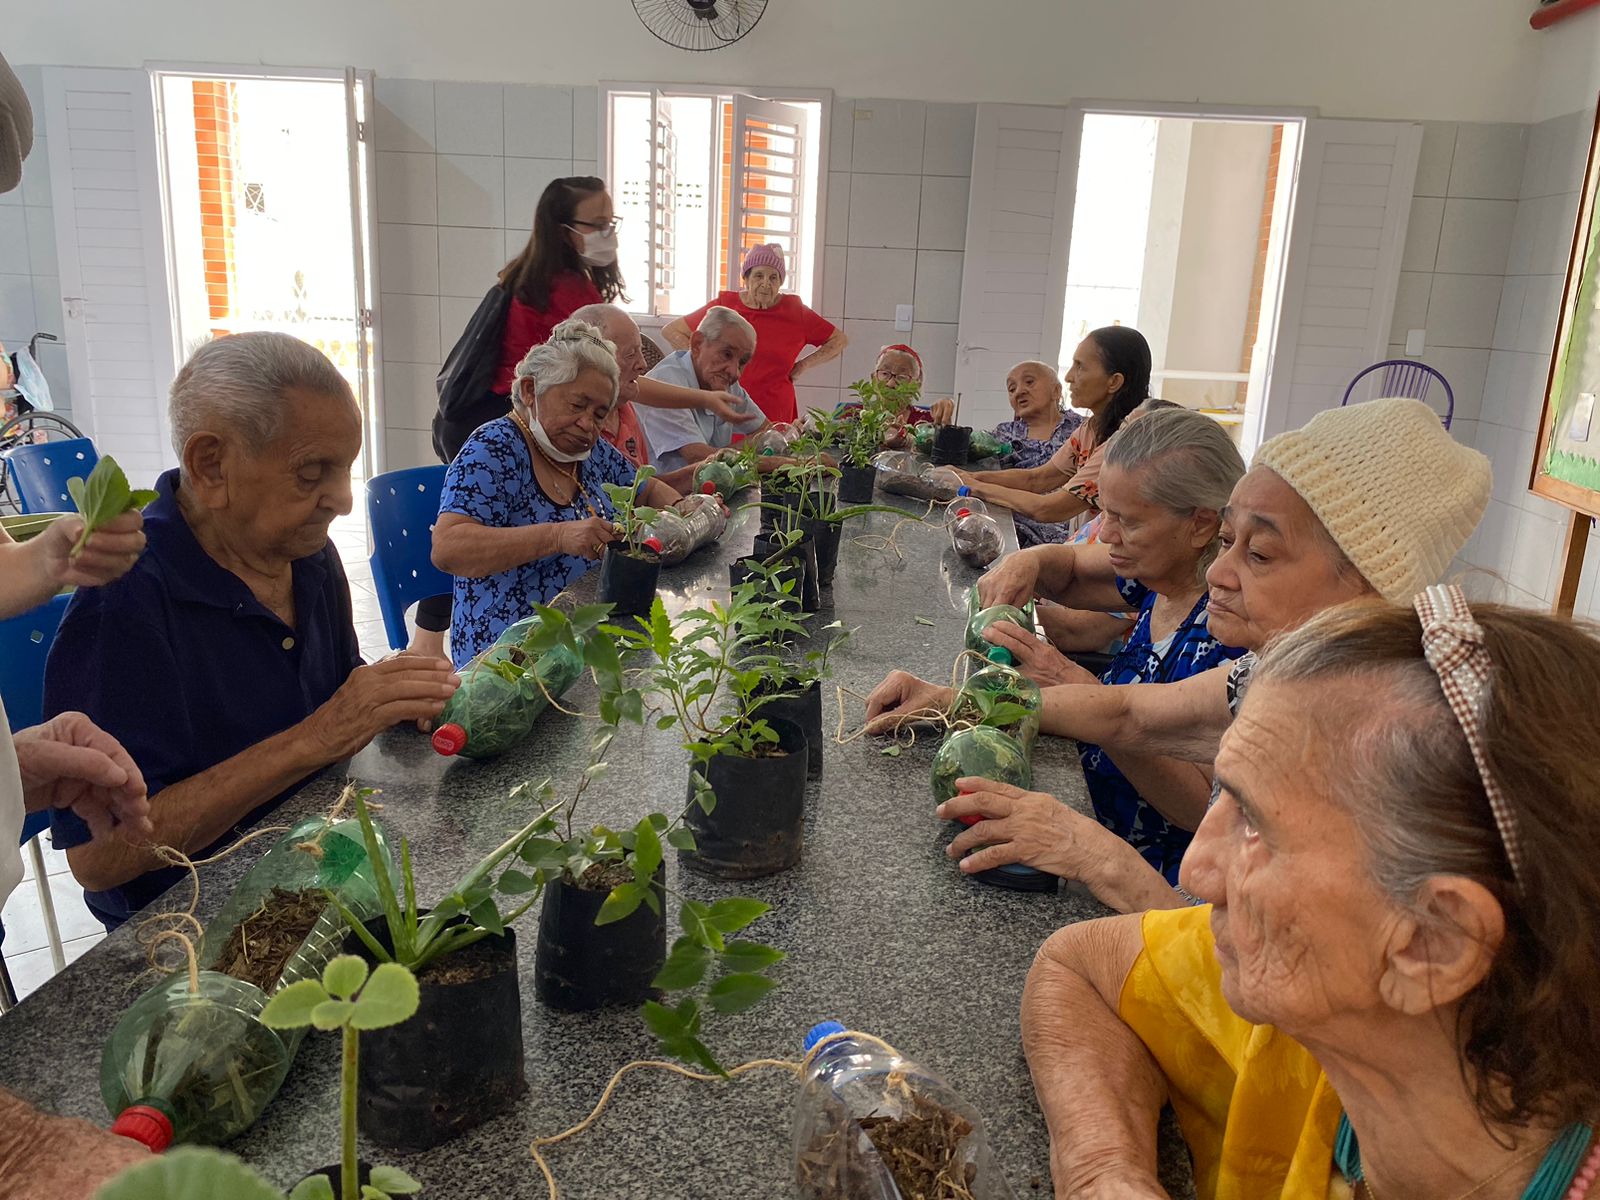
[965, 603, 1033, 655]
[953, 647, 1042, 755]
[949, 512, 1003, 569]
[645, 495, 728, 566]
[747, 427, 792, 457]
[942, 487, 990, 527]
[793, 1022, 1017, 1200]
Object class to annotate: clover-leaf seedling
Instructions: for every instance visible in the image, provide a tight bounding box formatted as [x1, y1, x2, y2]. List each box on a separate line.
[66, 455, 158, 556]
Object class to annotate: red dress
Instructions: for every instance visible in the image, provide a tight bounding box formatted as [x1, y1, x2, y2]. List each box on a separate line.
[491, 271, 603, 394]
[682, 291, 837, 424]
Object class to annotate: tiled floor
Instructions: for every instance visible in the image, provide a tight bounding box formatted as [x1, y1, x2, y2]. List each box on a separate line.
[0, 509, 397, 1007]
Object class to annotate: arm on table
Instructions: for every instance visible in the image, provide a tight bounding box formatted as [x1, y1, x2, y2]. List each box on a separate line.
[0, 1088, 150, 1200]
[978, 542, 1125, 612]
[640, 476, 683, 508]
[960, 461, 1068, 493]
[966, 477, 1092, 525]
[1022, 916, 1173, 1199]
[1038, 665, 1234, 765]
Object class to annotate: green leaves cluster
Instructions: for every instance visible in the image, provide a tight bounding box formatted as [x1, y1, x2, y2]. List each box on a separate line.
[600, 464, 660, 555]
[260, 955, 419, 1035]
[66, 455, 158, 555]
[839, 376, 923, 467]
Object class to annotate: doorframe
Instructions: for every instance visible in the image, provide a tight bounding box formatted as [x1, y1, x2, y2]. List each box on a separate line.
[1053, 98, 1316, 448]
[146, 62, 384, 476]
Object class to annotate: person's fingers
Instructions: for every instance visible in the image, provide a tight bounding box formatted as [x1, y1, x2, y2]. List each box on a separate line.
[23, 740, 131, 790]
[954, 777, 1029, 800]
[947, 820, 1003, 859]
[981, 621, 1036, 657]
[863, 672, 912, 721]
[936, 789, 1013, 822]
[74, 796, 116, 841]
[958, 841, 1030, 874]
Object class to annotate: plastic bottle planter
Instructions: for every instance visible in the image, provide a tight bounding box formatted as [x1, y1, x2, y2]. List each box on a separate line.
[599, 541, 663, 623]
[952, 663, 1043, 757]
[431, 612, 586, 760]
[965, 604, 1034, 656]
[948, 512, 1003, 570]
[754, 678, 824, 779]
[793, 1022, 1018, 1200]
[930, 726, 1033, 808]
[681, 717, 809, 880]
[533, 865, 667, 1011]
[931, 425, 972, 466]
[346, 916, 525, 1150]
[968, 430, 1012, 461]
[650, 493, 729, 566]
[837, 463, 876, 505]
[102, 817, 385, 1150]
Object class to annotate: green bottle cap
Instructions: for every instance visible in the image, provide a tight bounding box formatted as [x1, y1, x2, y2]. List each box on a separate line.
[986, 644, 1014, 667]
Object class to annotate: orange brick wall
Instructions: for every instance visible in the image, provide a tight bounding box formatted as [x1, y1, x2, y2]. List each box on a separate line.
[192, 80, 239, 327]
[1236, 125, 1284, 405]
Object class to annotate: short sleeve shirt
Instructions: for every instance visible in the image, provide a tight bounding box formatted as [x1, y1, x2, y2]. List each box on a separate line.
[683, 291, 836, 424]
[634, 350, 766, 475]
[44, 470, 364, 928]
[1120, 905, 1348, 1199]
[440, 417, 637, 667]
[995, 413, 1084, 546]
[1078, 578, 1245, 883]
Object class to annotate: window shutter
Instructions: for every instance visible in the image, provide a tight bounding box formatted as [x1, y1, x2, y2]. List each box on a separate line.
[728, 94, 808, 301]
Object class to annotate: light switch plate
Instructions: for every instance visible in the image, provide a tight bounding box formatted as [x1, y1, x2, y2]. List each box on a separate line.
[1405, 329, 1426, 356]
[895, 304, 913, 331]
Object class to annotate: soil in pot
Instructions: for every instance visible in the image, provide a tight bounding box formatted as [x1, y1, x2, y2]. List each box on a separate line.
[837, 463, 875, 505]
[795, 1090, 978, 1200]
[599, 546, 661, 622]
[807, 518, 842, 588]
[756, 679, 822, 779]
[681, 716, 808, 880]
[534, 862, 666, 1012]
[213, 887, 327, 992]
[931, 425, 972, 467]
[347, 918, 525, 1150]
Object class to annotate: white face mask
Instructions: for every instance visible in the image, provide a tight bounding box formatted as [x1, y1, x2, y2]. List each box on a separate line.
[522, 401, 593, 464]
[573, 227, 618, 268]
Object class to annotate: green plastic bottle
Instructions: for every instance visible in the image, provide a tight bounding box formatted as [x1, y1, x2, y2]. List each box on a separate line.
[431, 611, 586, 759]
[965, 602, 1034, 656]
[929, 725, 1033, 807]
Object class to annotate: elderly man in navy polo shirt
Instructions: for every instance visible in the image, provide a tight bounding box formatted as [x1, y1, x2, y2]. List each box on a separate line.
[44, 332, 460, 930]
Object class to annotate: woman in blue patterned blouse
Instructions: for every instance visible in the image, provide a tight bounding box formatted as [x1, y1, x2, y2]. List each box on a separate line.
[988, 359, 1083, 546]
[433, 319, 683, 666]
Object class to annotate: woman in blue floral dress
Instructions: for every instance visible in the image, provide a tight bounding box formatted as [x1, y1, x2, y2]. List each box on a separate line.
[432, 319, 683, 667]
[986, 361, 1082, 546]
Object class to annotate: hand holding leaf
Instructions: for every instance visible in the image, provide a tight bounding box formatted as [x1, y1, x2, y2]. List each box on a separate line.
[67, 456, 158, 557]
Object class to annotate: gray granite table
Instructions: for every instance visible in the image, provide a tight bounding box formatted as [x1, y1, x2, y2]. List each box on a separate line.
[0, 489, 1195, 1199]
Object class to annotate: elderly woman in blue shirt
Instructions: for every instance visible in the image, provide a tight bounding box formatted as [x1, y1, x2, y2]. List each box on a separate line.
[433, 319, 683, 667]
[46, 332, 459, 929]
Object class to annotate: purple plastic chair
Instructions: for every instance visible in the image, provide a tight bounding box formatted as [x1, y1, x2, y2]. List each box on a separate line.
[1340, 360, 1454, 430]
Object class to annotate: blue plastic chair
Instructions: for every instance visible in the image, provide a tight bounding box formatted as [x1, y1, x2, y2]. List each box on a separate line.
[1340, 360, 1454, 430]
[4, 438, 99, 515]
[366, 466, 453, 652]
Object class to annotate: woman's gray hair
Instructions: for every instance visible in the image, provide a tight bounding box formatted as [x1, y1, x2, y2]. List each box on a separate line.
[698, 305, 757, 346]
[169, 331, 352, 466]
[513, 318, 619, 410]
[1103, 406, 1247, 577]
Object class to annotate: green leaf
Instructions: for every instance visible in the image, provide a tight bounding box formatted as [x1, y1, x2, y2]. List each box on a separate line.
[632, 817, 662, 878]
[310, 999, 356, 1031]
[67, 455, 150, 555]
[913, 616, 936, 627]
[705, 897, 770, 935]
[66, 476, 87, 512]
[367, 1166, 422, 1195]
[596, 881, 648, 925]
[468, 895, 505, 936]
[496, 868, 539, 895]
[360, 1188, 386, 1200]
[641, 998, 689, 1040]
[678, 899, 722, 951]
[880, 744, 902, 758]
[718, 940, 786, 974]
[321, 954, 369, 1001]
[349, 962, 421, 1030]
[707, 972, 778, 1014]
[666, 826, 697, 852]
[659, 1031, 725, 1076]
[289, 1176, 337, 1200]
[652, 939, 711, 990]
[259, 978, 330, 1030]
[96, 1146, 289, 1200]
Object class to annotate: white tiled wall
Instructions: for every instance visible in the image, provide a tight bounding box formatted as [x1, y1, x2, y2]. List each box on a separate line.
[1452, 104, 1600, 614]
[0, 65, 70, 418]
[373, 79, 600, 469]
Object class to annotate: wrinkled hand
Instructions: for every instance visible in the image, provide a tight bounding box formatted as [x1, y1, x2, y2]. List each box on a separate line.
[13, 713, 153, 841]
[40, 510, 147, 591]
[975, 549, 1041, 610]
[939, 778, 1121, 879]
[864, 670, 954, 735]
[554, 516, 621, 560]
[304, 656, 461, 760]
[17, 1111, 151, 1199]
[702, 390, 747, 424]
[982, 620, 1103, 688]
[927, 397, 956, 425]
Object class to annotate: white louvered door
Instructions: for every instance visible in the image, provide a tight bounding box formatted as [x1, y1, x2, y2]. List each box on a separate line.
[43, 67, 177, 487]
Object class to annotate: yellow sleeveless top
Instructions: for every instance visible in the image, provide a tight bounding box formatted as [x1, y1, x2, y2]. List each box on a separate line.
[1118, 905, 1352, 1200]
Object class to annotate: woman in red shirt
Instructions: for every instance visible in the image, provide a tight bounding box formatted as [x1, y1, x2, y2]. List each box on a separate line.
[661, 244, 848, 424]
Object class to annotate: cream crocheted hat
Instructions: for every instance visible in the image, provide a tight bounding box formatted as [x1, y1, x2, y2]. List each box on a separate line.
[1253, 398, 1490, 603]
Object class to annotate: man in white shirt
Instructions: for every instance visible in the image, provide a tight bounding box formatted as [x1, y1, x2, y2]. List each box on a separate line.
[635, 305, 769, 475]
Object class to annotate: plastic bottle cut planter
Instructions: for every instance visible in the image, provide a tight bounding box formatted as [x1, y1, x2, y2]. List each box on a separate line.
[793, 1022, 1018, 1200]
[953, 648, 1043, 756]
[431, 611, 588, 760]
[102, 817, 387, 1150]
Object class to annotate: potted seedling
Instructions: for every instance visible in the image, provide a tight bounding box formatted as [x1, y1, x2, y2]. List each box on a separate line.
[599, 466, 664, 623]
[617, 596, 811, 879]
[334, 788, 560, 1150]
[260, 954, 423, 1200]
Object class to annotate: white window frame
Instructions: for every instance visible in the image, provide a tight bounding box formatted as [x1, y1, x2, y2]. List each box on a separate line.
[601, 81, 831, 323]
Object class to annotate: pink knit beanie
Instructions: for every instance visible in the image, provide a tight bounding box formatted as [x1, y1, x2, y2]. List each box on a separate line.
[740, 243, 786, 281]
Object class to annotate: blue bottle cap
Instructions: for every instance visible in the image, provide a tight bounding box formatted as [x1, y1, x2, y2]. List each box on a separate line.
[804, 1020, 848, 1053]
[956, 485, 971, 497]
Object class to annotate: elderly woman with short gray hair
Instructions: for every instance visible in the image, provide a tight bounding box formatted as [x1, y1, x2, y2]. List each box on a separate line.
[433, 317, 682, 666]
[45, 331, 459, 930]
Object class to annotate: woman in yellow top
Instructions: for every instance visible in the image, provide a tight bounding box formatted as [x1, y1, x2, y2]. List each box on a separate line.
[1021, 596, 1600, 1200]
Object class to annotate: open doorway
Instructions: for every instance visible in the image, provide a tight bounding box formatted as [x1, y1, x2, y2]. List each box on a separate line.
[1060, 111, 1301, 450]
[153, 69, 380, 481]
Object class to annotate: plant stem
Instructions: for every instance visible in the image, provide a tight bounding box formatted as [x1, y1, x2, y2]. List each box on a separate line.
[342, 1025, 359, 1200]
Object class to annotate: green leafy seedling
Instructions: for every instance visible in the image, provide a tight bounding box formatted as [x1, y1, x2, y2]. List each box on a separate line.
[262, 956, 422, 1200]
[66, 455, 158, 556]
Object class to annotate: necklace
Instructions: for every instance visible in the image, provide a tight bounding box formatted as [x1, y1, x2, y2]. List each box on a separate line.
[509, 409, 601, 519]
[1340, 1117, 1594, 1200]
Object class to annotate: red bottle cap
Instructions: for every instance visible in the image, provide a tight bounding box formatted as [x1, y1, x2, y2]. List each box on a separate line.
[701, 481, 718, 494]
[111, 1105, 174, 1153]
[954, 507, 971, 519]
[643, 537, 664, 553]
[953, 786, 982, 825]
[431, 723, 467, 756]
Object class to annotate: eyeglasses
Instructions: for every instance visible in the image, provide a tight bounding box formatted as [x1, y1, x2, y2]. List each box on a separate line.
[569, 217, 622, 235]
[875, 369, 917, 385]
